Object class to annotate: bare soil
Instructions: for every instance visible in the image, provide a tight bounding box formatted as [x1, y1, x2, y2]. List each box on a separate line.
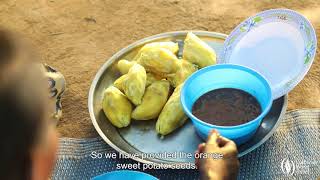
[0, 0, 319, 137]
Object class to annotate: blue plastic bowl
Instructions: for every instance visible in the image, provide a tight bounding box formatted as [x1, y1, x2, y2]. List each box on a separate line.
[181, 64, 272, 145]
[92, 170, 158, 180]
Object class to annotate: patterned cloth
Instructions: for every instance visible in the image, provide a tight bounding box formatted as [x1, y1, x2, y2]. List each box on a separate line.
[52, 109, 320, 180]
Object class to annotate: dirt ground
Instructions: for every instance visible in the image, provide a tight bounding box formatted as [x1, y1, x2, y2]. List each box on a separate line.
[0, 0, 319, 138]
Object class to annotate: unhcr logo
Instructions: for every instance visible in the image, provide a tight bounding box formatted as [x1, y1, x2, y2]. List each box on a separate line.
[281, 158, 295, 176]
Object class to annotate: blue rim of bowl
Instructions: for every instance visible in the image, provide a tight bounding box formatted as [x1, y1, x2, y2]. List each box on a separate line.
[92, 170, 158, 180]
[180, 64, 273, 130]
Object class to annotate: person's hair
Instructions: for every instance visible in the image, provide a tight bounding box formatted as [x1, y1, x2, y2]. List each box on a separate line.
[0, 29, 47, 180]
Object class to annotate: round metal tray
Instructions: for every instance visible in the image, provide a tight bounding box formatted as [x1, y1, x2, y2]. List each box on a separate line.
[88, 31, 288, 165]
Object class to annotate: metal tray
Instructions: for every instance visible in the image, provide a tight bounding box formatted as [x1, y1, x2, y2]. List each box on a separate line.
[88, 31, 288, 165]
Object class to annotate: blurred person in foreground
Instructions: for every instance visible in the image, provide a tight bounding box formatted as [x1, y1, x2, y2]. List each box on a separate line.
[0, 29, 58, 180]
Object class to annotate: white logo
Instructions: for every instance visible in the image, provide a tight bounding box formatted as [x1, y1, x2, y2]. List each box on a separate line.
[281, 158, 295, 176]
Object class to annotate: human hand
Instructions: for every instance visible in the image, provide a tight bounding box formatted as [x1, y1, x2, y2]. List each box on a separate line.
[195, 130, 239, 180]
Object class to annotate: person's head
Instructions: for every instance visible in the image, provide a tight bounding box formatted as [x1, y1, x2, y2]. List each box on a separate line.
[0, 29, 58, 180]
